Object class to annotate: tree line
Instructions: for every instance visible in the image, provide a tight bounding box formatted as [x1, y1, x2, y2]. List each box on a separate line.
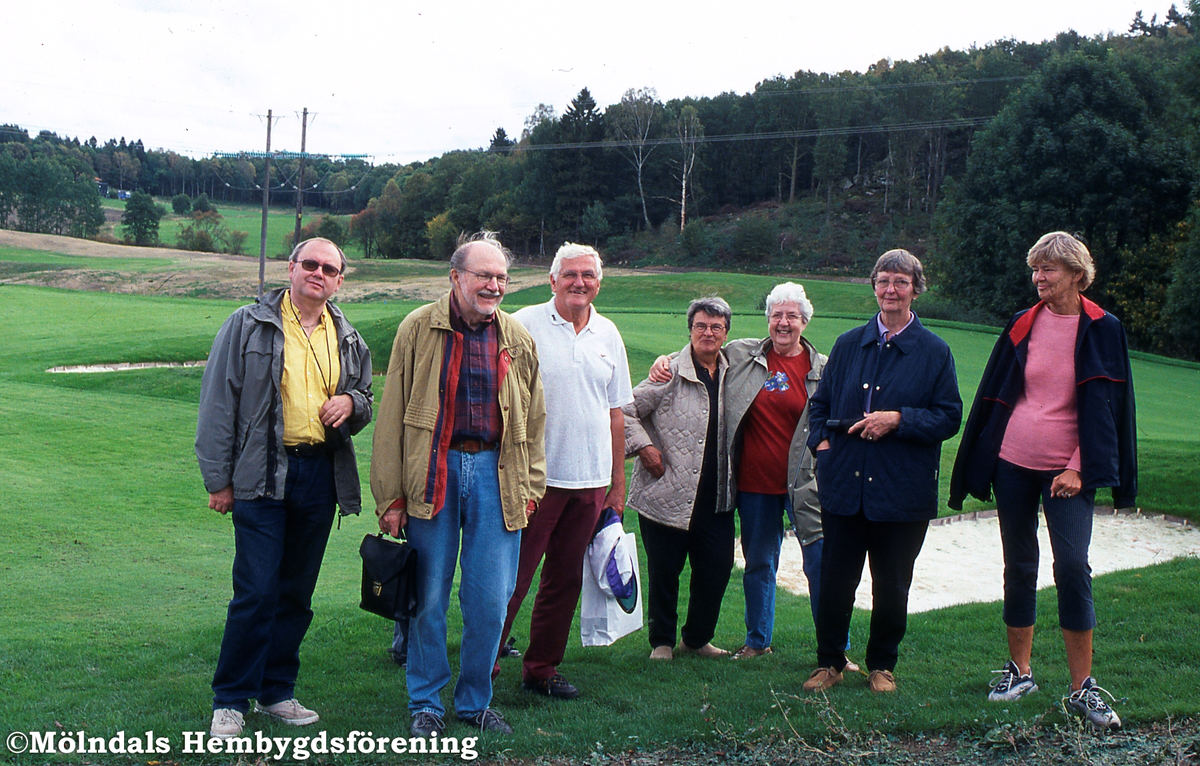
[4, 4, 1200, 357]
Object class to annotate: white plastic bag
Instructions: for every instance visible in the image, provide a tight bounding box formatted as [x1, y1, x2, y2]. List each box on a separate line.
[580, 530, 643, 646]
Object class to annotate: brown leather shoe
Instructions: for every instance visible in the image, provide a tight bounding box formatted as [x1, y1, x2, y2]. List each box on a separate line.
[731, 645, 773, 660]
[676, 642, 730, 658]
[868, 669, 897, 693]
[649, 645, 674, 660]
[802, 666, 843, 691]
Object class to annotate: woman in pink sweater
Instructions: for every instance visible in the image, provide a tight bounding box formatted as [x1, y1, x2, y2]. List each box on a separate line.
[951, 232, 1137, 732]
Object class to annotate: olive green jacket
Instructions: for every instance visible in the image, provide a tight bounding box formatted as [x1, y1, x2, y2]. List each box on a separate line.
[370, 292, 546, 531]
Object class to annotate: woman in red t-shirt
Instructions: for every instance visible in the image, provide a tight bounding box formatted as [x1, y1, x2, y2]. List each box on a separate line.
[722, 283, 828, 659]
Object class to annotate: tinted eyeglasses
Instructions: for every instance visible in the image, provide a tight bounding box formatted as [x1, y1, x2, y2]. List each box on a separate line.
[297, 258, 342, 278]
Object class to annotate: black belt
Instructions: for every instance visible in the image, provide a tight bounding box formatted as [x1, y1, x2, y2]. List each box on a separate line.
[449, 439, 498, 453]
[286, 443, 327, 457]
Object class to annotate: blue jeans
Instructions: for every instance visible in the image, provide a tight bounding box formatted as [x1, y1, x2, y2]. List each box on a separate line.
[212, 453, 336, 712]
[994, 459, 1097, 631]
[738, 491, 786, 650]
[390, 618, 409, 665]
[405, 449, 521, 719]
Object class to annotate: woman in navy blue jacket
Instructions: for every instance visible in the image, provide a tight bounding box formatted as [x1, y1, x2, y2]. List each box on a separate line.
[801, 249, 962, 694]
[949, 232, 1135, 732]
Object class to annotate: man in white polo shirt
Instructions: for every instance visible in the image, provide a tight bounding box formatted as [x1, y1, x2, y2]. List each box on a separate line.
[499, 242, 633, 700]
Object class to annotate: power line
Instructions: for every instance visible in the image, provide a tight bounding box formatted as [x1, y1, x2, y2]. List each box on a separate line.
[751, 75, 1029, 97]
[495, 116, 994, 154]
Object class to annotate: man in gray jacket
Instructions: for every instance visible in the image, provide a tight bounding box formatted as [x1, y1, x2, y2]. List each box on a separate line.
[196, 238, 373, 740]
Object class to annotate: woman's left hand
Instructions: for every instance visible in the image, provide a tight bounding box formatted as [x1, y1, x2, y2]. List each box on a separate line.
[847, 411, 901, 442]
[1050, 469, 1083, 499]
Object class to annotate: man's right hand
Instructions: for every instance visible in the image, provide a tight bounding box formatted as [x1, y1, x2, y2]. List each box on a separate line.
[380, 507, 408, 537]
[209, 486, 234, 515]
[638, 445, 666, 478]
[648, 355, 672, 383]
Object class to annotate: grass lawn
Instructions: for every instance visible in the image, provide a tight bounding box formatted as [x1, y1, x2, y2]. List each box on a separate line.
[1, 276, 1198, 764]
[103, 196, 361, 260]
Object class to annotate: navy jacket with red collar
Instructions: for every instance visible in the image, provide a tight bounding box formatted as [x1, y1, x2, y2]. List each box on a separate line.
[949, 296, 1137, 509]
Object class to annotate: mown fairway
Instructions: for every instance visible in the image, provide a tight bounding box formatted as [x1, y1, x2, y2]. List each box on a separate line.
[1, 262, 1198, 763]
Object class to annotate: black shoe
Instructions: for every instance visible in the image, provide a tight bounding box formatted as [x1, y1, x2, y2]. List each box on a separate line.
[389, 650, 407, 669]
[499, 636, 521, 658]
[410, 711, 445, 738]
[522, 672, 580, 700]
[458, 708, 512, 734]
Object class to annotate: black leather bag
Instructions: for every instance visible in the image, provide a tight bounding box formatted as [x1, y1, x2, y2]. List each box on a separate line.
[359, 532, 418, 621]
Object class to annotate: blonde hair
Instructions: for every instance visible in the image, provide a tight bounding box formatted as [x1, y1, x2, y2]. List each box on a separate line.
[1026, 231, 1095, 289]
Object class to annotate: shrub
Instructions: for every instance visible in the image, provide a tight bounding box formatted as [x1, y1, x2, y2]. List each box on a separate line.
[730, 216, 778, 263]
[191, 193, 215, 214]
[171, 194, 191, 215]
[224, 230, 249, 255]
[679, 220, 713, 260]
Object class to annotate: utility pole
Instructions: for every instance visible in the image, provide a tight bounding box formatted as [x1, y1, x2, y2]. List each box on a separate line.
[293, 107, 308, 249]
[215, 116, 365, 299]
[258, 109, 274, 301]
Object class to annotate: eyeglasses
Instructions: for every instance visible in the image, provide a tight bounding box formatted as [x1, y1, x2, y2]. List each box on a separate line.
[768, 311, 805, 323]
[558, 270, 599, 284]
[460, 269, 510, 286]
[298, 259, 342, 278]
[690, 322, 728, 335]
[873, 278, 912, 291]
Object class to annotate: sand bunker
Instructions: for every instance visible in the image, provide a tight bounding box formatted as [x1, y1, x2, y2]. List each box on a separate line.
[47, 361, 207, 373]
[738, 509, 1198, 613]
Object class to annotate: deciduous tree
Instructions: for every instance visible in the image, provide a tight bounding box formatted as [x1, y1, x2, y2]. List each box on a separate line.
[121, 191, 164, 245]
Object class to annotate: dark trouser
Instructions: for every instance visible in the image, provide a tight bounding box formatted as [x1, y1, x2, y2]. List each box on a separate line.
[212, 453, 336, 712]
[500, 486, 605, 683]
[638, 499, 735, 650]
[993, 459, 1097, 631]
[816, 509, 928, 673]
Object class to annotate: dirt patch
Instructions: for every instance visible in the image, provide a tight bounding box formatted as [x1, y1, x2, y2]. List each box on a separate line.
[0, 230, 648, 302]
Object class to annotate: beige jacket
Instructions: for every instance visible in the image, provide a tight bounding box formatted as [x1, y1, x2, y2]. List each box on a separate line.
[370, 292, 546, 532]
[623, 343, 729, 530]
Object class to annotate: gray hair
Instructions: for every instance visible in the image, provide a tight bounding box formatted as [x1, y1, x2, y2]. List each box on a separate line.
[763, 282, 814, 323]
[550, 242, 603, 280]
[871, 249, 926, 294]
[687, 295, 732, 332]
[290, 237, 347, 274]
[450, 230, 514, 271]
[1026, 231, 1095, 290]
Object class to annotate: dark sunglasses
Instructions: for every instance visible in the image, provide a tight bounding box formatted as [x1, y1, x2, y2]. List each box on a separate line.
[298, 258, 342, 278]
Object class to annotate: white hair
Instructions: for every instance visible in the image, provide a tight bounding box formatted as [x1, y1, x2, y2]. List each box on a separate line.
[550, 242, 603, 280]
[764, 282, 813, 322]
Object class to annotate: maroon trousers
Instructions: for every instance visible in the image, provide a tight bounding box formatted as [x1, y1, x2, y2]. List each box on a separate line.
[500, 486, 606, 683]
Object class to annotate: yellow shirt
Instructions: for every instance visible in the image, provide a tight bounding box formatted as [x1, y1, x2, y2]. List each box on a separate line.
[281, 290, 342, 446]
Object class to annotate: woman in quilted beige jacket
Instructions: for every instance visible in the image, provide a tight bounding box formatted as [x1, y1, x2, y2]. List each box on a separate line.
[624, 297, 733, 662]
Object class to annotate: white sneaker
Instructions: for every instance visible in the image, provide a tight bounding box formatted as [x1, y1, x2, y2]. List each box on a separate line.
[254, 698, 320, 726]
[210, 708, 244, 739]
[988, 660, 1039, 702]
[1065, 677, 1122, 732]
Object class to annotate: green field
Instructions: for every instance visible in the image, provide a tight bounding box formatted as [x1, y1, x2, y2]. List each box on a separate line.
[1, 263, 1198, 763]
[103, 196, 360, 259]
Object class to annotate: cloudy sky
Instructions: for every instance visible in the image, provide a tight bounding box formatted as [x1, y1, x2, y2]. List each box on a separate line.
[3, 0, 1166, 164]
